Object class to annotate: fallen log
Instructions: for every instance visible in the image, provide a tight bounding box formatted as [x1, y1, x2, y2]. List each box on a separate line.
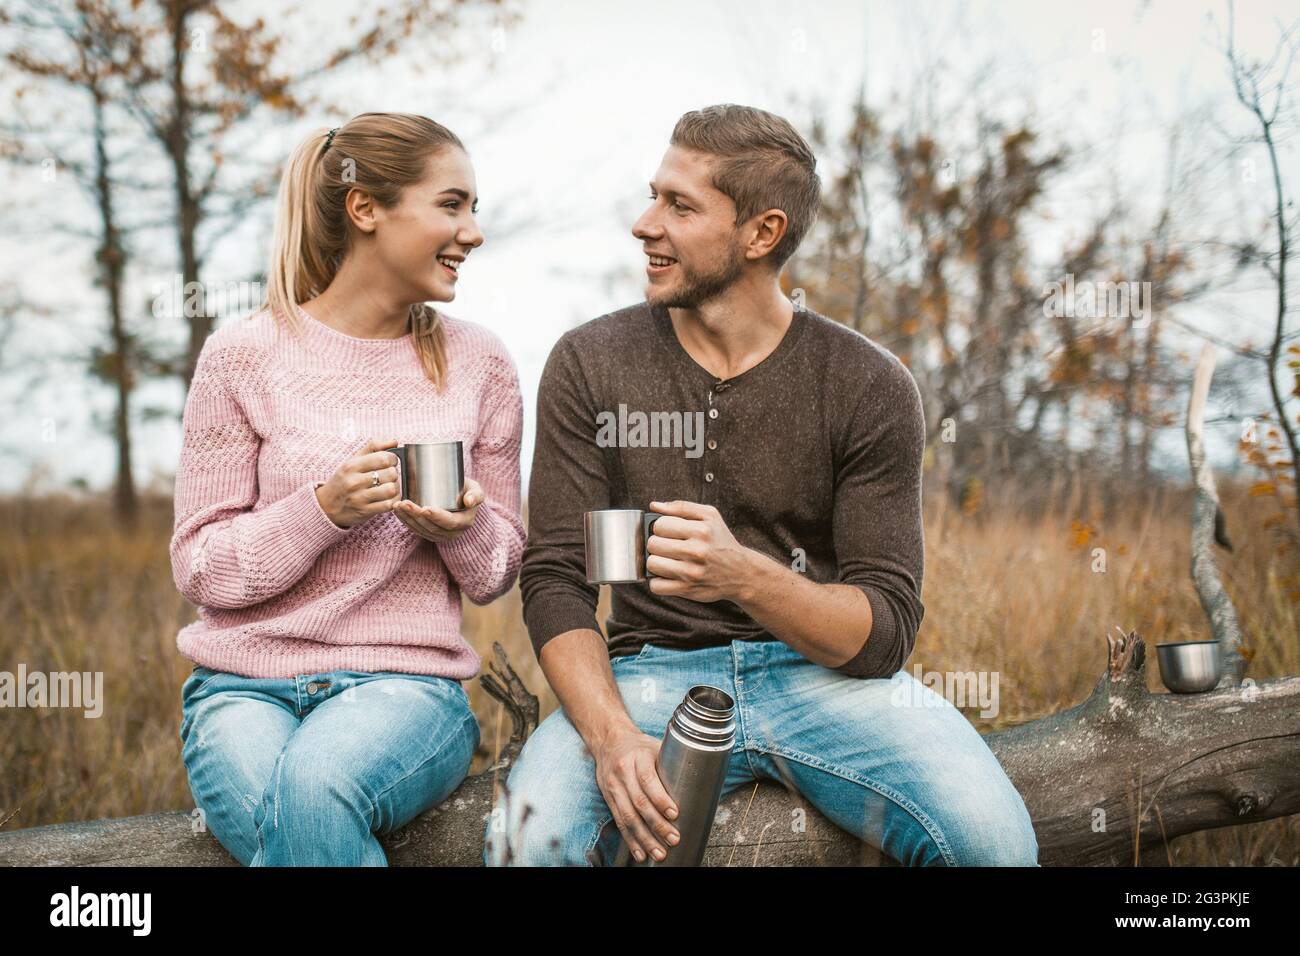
[2, 637, 1296, 866]
[985, 630, 1299, 865]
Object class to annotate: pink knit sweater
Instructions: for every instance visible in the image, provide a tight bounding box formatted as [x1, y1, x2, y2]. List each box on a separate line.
[170, 304, 525, 680]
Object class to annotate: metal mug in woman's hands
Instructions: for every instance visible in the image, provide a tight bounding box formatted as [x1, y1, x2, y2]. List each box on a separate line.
[390, 441, 466, 512]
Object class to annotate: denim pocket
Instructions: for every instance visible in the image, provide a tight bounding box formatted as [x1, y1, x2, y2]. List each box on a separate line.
[181, 665, 221, 704]
[611, 642, 659, 668]
[377, 671, 470, 707]
[178, 668, 220, 744]
[435, 676, 472, 709]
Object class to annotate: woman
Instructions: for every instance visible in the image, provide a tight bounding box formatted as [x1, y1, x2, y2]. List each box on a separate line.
[171, 113, 525, 866]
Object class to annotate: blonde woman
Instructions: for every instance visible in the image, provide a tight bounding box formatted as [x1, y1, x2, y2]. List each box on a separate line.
[171, 113, 524, 866]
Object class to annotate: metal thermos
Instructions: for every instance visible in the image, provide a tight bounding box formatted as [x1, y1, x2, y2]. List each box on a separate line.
[613, 684, 736, 866]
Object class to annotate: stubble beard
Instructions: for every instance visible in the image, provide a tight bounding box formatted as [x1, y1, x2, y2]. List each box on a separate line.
[648, 242, 747, 310]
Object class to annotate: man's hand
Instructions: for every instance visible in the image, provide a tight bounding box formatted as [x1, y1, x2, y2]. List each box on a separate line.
[590, 726, 680, 863]
[645, 499, 758, 603]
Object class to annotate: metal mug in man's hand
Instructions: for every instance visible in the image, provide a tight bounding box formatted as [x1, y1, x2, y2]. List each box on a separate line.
[584, 509, 662, 584]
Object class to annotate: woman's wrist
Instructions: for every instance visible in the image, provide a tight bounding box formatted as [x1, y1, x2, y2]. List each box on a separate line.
[315, 482, 347, 529]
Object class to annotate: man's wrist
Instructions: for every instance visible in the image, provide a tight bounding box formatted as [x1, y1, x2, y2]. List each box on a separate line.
[585, 710, 640, 755]
[729, 547, 776, 607]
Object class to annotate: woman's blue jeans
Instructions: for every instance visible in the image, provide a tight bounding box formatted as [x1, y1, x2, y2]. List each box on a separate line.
[485, 639, 1040, 866]
[180, 665, 479, 866]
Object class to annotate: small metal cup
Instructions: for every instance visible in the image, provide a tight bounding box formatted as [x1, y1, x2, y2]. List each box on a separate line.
[1156, 640, 1221, 693]
[390, 441, 465, 512]
[584, 509, 661, 584]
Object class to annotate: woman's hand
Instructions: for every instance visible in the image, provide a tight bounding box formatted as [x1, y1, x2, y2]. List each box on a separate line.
[393, 477, 485, 543]
[315, 438, 403, 529]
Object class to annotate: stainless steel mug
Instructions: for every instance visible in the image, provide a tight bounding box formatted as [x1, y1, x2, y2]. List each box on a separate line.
[584, 509, 661, 584]
[390, 441, 465, 512]
[1156, 639, 1221, 693]
[613, 684, 736, 867]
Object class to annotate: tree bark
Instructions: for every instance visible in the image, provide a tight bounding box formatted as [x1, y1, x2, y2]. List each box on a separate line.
[1186, 343, 1247, 684]
[90, 86, 137, 529]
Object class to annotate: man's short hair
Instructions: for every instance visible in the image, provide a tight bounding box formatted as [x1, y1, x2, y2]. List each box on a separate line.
[670, 104, 821, 271]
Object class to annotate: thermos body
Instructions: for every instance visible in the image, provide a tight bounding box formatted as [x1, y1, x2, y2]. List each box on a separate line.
[614, 684, 736, 866]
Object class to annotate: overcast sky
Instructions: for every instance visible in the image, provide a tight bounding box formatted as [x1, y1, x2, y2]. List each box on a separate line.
[2, 0, 1297, 495]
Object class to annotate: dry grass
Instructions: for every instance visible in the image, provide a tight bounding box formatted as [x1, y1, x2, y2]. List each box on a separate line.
[1, 477, 1296, 865]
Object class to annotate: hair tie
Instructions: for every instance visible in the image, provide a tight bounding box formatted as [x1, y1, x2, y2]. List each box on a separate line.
[321, 127, 339, 154]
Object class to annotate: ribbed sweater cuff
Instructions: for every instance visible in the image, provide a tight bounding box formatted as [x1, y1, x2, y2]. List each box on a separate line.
[524, 596, 602, 661]
[294, 481, 355, 548]
[184, 481, 353, 609]
[834, 584, 899, 679]
[436, 505, 498, 564]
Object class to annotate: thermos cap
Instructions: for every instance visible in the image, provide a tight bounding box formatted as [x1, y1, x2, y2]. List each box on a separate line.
[670, 685, 736, 749]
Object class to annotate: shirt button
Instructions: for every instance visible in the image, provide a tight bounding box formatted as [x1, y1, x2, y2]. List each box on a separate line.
[705, 472, 714, 482]
[306, 682, 319, 694]
[708, 408, 719, 419]
[707, 439, 717, 450]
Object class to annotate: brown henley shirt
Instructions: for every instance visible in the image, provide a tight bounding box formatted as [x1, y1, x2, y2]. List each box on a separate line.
[520, 299, 926, 679]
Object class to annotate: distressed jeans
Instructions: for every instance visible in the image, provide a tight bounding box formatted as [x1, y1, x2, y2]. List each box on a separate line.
[180, 665, 478, 866]
[484, 639, 1039, 866]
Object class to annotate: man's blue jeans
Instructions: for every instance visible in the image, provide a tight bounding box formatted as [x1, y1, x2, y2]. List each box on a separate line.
[180, 665, 478, 866]
[484, 640, 1039, 866]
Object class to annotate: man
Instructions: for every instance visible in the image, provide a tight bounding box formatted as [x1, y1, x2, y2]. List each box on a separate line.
[484, 104, 1038, 867]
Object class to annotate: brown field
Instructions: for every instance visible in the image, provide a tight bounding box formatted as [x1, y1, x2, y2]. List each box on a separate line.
[2, 476, 1297, 865]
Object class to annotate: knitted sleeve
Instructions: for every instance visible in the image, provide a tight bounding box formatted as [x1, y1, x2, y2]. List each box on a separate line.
[518, 335, 607, 659]
[435, 346, 526, 605]
[830, 358, 927, 679]
[169, 334, 353, 610]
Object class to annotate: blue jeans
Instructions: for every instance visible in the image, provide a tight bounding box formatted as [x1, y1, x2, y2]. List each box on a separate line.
[484, 640, 1039, 866]
[179, 665, 479, 866]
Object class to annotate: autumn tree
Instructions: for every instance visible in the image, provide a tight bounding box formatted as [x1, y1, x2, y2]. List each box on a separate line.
[0, 1, 158, 524]
[1219, 0, 1300, 537]
[794, 84, 1222, 517]
[1, 0, 520, 522]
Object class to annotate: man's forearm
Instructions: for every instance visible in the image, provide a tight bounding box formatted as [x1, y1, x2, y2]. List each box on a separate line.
[538, 628, 640, 751]
[732, 550, 873, 669]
